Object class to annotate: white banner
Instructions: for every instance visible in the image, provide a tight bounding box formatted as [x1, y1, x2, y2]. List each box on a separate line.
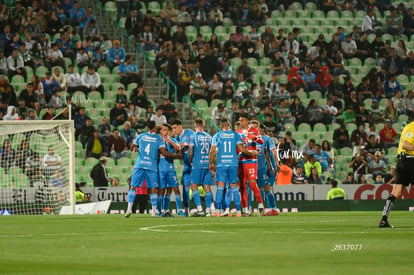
[1, 185, 413, 204]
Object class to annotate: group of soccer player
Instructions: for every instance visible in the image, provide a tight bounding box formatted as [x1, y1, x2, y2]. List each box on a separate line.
[125, 113, 279, 218]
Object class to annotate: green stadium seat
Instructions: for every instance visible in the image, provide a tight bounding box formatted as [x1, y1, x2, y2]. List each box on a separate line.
[147, 1, 161, 16]
[298, 123, 312, 132]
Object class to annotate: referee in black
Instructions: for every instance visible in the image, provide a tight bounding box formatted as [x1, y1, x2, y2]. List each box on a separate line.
[380, 114, 414, 228]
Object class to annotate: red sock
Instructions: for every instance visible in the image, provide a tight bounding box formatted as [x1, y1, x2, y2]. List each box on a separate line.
[249, 181, 263, 204]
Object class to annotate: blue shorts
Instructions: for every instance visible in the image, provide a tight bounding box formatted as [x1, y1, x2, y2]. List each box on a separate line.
[265, 169, 275, 185]
[181, 171, 192, 186]
[192, 168, 213, 185]
[257, 169, 268, 187]
[131, 168, 158, 189]
[216, 166, 239, 184]
[159, 170, 179, 188]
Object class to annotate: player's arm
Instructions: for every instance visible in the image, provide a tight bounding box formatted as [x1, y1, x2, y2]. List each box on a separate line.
[237, 143, 258, 156]
[160, 147, 182, 159]
[402, 140, 414, 151]
[166, 137, 181, 152]
[188, 145, 194, 163]
[271, 148, 280, 171]
[264, 148, 274, 174]
[209, 145, 217, 173]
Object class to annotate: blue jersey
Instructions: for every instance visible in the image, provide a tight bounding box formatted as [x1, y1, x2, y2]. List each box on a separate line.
[190, 131, 212, 170]
[177, 129, 194, 173]
[212, 130, 242, 167]
[159, 137, 178, 172]
[257, 137, 268, 170]
[133, 132, 165, 171]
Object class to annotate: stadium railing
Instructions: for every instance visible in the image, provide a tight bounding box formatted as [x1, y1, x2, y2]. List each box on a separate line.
[158, 71, 177, 108]
[182, 96, 202, 127]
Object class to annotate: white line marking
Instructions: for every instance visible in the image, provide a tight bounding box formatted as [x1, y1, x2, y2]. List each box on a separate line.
[140, 224, 221, 233]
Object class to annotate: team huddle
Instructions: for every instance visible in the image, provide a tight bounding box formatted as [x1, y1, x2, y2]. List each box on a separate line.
[125, 114, 279, 218]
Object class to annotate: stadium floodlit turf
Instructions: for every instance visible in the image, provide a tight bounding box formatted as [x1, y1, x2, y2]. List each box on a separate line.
[0, 211, 413, 274]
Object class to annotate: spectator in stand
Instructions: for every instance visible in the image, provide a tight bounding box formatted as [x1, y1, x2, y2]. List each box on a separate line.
[86, 130, 109, 159]
[7, 48, 26, 81]
[351, 124, 368, 146]
[106, 40, 126, 71]
[49, 90, 63, 109]
[209, 3, 223, 29]
[276, 159, 292, 185]
[370, 99, 385, 123]
[404, 51, 414, 75]
[383, 73, 403, 99]
[42, 146, 62, 179]
[301, 66, 320, 92]
[211, 103, 227, 126]
[341, 34, 357, 59]
[109, 101, 128, 127]
[150, 107, 167, 127]
[404, 8, 414, 37]
[379, 120, 398, 152]
[207, 73, 223, 102]
[19, 83, 40, 114]
[313, 144, 334, 173]
[384, 100, 398, 122]
[46, 43, 65, 69]
[74, 107, 90, 140]
[292, 164, 307, 184]
[80, 65, 104, 98]
[189, 72, 208, 103]
[361, 8, 377, 34]
[368, 151, 386, 178]
[82, 19, 100, 41]
[2, 105, 18, 120]
[120, 121, 137, 149]
[65, 64, 84, 95]
[171, 25, 188, 48]
[107, 128, 129, 160]
[383, 49, 403, 76]
[115, 87, 128, 108]
[41, 71, 60, 103]
[386, 7, 404, 35]
[304, 154, 322, 178]
[384, 166, 396, 185]
[307, 168, 322, 184]
[78, 118, 95, 146]
[342, 105, 356, 124]
[75, 47, 89, 69]
[349, 153, 368, 182]
[130, 83, 149, 109]
[403, 89, 414, 115]
[315, 65, 332, 94]
[301, 139, 315, 157]
[158, 96, 177, 123]
[158, 1, 178, 27]
[0, 51, 8, 75]
[118, 54, 141, 88]
[333, 123, 350, 149]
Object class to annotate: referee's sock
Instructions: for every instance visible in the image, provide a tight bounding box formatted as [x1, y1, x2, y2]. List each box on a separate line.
[382, 194, 396, 221]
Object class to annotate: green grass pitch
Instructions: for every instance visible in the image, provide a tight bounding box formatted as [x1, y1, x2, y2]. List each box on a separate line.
[0, 211, 413, 275]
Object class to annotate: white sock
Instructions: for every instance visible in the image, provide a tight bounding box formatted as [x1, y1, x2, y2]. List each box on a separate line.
[152, 205, 157, 214]
[197, 206, 203, 211]
[206, 208, 211, 213]
[224, 208, 230, 213]
[258, 203, 264, 208]
[127, 203, 133, 212]
[243, 207, 248, 213]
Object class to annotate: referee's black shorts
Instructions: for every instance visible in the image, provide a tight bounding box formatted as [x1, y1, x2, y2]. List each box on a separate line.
[395, 158, 414, 186]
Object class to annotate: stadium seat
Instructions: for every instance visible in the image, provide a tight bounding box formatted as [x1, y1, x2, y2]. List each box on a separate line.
[200, 25, 212, 41]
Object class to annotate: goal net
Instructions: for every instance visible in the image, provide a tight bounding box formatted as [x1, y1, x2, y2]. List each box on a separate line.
[0, 120, 75, 215]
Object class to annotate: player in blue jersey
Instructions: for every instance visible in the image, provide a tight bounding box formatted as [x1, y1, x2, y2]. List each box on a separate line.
[158, 124, 187, 217]
[209, 118, 258, 217]
[258, 124, 279, 216]
[189, 118, 214, 217]
[171, 119, 194, 215]
[125, 121, 182, 218]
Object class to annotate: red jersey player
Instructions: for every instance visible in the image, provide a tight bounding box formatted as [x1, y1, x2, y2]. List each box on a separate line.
[237, 113, 265, 216]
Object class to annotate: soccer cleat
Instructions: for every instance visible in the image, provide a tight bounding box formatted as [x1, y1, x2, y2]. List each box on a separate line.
[264, 211, 273, 216]
[206, 212, 211, 217]
[271, 210, 279, 216]
[163, 212, 171, 217]
[213, 212, 221, 217]
[193, 210, 205, 217]
[157, 213, 164, 218]
[221, 211, 230, 217]
[177, 210, 187, 217]
[258, 207, 264, 216]
[124, 210, 132, 218]
[236, 211, 242, 217]
[242, 212, 250, 217]
[379, 220, 394, 228]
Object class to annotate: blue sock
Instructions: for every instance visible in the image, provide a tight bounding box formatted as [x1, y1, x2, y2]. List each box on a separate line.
[183, 185, 190, 208]
[231, 188, 241, 211]
[215, 186, 224, 210]
[150, 193, 158, 208]
[174, 194, 182, 211]
[128, 189, 136, 203]
[266, 191, 276, 209]
[260, 188, 265, 207]
[157, 195, 163, 214]
[193, 189, 201, 208]
[206, 192, 213, 210]
[224, 188, 232, 209]
[164, 194, 171, 212]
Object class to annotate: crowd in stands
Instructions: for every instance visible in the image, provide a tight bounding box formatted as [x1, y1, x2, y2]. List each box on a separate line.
[0, 0, 413, 186]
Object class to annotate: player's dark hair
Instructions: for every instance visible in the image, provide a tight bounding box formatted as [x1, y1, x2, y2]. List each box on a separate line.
[239, 113, 250, 120]
[194, 118, 204, 127]
[170, 119, 183, 126]
[147, 120, 156, 131]
[162, 123, 172, 131]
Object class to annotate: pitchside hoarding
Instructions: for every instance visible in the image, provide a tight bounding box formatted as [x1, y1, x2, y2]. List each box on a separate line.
[2, 185, 413, 204]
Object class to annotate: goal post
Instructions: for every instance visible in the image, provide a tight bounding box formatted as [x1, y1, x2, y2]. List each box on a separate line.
[0, 120, 76, 215]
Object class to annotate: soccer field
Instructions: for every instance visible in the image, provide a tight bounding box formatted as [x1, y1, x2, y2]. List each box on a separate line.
[0, 211, 413, 275]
